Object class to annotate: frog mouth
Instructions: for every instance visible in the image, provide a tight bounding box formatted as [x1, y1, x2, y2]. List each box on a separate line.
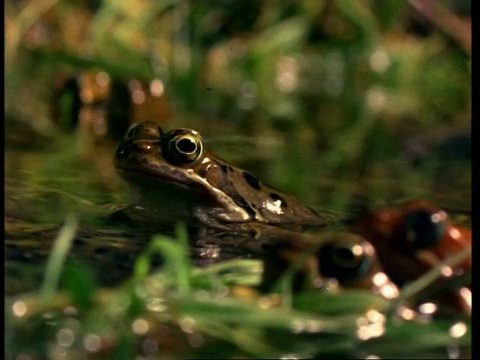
[115, 163, 250, 215]
[115, 165, 196, 188]
[115, 168, 216, 215]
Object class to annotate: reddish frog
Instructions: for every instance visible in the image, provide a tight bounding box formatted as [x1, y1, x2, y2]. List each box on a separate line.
[355, 200, 471, 315]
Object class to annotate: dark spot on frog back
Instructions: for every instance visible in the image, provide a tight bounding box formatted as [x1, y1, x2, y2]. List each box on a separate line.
[243, 171, 261, 190]
[220, 164, 234, 173]
[270, 192, 287, 208]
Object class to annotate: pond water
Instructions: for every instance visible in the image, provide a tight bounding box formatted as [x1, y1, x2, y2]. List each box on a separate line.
[5, 111, 472, 360]
[5, 125, 471, 297]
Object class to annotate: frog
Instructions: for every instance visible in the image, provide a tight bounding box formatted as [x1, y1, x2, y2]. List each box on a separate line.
[113, 121, 335, 231]
[354, 200, 471, 315]
[260, 231, 399, 299]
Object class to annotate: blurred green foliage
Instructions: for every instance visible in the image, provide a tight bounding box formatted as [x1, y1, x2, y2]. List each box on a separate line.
[5, 1, 471, 358]
[5, 0, 471, 214]
[6, 225, 471, 359]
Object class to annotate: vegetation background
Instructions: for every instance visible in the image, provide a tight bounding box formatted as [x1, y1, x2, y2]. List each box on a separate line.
[6, 0, 471, 214]
[5, 0, 471, 358]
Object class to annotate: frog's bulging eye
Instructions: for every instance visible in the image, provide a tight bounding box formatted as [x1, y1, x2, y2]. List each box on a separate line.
[318, 241, 372, 282]
[404, 210, 447, 249]
[126, 124, 140, 139]
[163, 129, 204, 164]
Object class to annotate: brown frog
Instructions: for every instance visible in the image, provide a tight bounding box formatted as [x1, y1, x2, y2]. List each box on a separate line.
[260, 231, 399, 299]
[113, 121, 334, 230]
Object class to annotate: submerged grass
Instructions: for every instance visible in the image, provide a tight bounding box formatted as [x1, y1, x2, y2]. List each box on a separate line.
[6, 220, 471, 359]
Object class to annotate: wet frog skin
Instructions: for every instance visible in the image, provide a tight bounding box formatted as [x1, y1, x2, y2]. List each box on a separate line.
[114, 121, 331, 229]
[354, 200, 471, 284]
[260, 232, 399, 299]
[354, 200, 471, 315]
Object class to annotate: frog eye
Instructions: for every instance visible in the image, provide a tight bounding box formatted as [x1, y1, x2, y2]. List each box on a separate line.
[404, 209, 447, 249]
[125, 124, 140, 139]
[163, 129, 204, 164]
[318, 241, 372, 282]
